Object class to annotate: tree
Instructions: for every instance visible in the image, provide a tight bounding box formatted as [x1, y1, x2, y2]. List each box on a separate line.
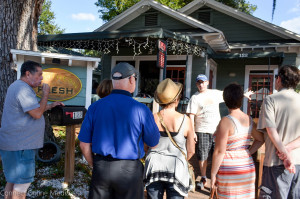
[38, 0, 64, 35]
[95, 0, 256, 22]
[215, 0, 256, 15]
[0, 0, 44, 121]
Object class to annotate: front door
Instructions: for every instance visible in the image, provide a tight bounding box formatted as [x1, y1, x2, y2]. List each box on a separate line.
[247, 75, 273, 119]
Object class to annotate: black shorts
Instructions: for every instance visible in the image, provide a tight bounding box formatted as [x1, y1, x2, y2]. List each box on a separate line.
[196, 132, 214, 161]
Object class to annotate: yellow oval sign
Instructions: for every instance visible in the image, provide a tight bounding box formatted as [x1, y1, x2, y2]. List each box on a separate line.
[34, 68, 82, 101]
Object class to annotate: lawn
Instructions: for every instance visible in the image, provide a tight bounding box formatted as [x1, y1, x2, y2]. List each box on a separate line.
[0, 126, 91, 199]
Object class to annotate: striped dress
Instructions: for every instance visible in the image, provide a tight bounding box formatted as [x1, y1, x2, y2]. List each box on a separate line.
[216, 115, 255, 199]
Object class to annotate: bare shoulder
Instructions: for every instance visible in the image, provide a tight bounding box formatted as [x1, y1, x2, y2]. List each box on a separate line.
[216, 117, 233, 134]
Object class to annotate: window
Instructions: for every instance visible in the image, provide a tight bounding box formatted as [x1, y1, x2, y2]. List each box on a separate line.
[166, 67, 186, 88]
[198, 11, 211, 24]
[145, 13, 158, 26]
[248, 75, 273, 118]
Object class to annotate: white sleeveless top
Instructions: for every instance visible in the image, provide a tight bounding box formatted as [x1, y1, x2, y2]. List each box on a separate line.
[144, 115, 190, 196]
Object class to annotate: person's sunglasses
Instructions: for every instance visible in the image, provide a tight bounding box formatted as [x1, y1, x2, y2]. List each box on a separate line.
[129, 75, 137, 81]
[275, 75, 279, 79]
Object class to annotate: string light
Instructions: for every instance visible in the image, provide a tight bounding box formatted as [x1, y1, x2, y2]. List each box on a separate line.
[38, 37, 206, 57]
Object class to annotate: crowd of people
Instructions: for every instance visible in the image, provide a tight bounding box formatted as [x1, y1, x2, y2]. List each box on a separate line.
[0, 60, 299, 199]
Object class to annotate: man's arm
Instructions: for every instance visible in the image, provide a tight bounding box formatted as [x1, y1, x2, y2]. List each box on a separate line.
[266, 127, 295, 173]
[28, 84, 64, 119]
[285, 136, 300, 152]
[277, 136, 300, 160]
[188, 114, 197, 142]
[27, 84, 50, 119]
[80, 141, 93, 167]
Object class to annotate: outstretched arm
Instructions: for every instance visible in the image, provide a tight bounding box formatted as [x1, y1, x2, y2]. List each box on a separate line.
[244, 90, 254, 100]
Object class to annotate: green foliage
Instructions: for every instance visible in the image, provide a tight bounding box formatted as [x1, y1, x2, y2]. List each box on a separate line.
[95, 0, 256, 22]
[83, 49, 102, 57]
[296, 83, 300, 93]
[215, 0, 256, 15]
[38, 0, 65, 35]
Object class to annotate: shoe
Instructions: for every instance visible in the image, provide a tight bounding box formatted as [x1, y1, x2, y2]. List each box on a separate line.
[196, 178, 207, 190]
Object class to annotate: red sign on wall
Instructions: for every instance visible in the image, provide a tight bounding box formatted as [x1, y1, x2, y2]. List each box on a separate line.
[157, 40, 167, 69]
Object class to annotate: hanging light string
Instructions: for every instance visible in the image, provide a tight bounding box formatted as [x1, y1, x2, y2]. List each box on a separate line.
[38, 37, 206, 57]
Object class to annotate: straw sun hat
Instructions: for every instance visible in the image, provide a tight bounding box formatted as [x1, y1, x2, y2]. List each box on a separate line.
[154, 78, 183, 105]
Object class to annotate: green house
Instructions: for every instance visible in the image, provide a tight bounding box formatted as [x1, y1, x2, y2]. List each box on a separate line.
[38, 0, 300, 117]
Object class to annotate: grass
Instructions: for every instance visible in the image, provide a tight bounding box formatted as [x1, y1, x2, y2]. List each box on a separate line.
[0, 125, 91, 199]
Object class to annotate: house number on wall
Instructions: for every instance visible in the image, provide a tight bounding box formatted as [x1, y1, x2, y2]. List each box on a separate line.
[239, 53, 248, 58]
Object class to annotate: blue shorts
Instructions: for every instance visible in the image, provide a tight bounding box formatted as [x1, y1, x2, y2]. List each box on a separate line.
[0, 149, 36, 184]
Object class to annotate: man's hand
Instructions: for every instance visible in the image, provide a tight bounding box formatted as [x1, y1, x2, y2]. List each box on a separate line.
[42, 83, 50, 97]
[276, 149, 296, 174]
[46, 101, 64, 111]
[244, 90, 254, 100]
[194, 133, 198, 143]
[283, 158, 296, 174]
[51, 101, 64, 109]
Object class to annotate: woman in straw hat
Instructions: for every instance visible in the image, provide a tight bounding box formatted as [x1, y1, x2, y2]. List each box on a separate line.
[144, 78, 195, 198]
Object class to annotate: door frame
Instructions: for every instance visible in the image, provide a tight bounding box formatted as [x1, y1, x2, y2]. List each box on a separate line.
[243, 65, 278, 113]
[111, 55, 192, 97]
[206, 58, 217, 89]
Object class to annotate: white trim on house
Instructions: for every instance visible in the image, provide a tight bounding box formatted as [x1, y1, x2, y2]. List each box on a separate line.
[85, 62, 94, 109]
[11, 49, 101, 64]
[111, 55, 192, 98]
[230, 44, 300, 53]
[242, 65, 278, 113]
[206, 58, 217, 89]
[186, 55, 193, 98]
[296, 54, 300, 68]
[180, 0, 300, 42]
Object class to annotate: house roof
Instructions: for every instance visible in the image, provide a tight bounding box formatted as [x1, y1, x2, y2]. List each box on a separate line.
[179, 0, 300, 42]
[37, 28, 210, 56]
[38, 28, 206, 46]
[94, 0, 230, 52]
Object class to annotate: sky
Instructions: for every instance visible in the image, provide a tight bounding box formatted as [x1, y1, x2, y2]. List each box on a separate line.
[51, 0, 300, 34]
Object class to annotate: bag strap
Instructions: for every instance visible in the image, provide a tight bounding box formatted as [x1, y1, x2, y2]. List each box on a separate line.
[157, 112, 188, 161]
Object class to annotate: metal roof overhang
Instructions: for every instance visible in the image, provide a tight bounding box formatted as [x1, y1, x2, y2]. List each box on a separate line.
[37, 28, 209, 49]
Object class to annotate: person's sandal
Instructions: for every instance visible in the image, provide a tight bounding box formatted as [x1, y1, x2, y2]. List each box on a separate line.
[196, 178, 207, 190]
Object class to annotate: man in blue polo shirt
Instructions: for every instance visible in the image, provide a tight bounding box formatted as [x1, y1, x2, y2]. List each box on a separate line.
[79, 62, 160, 199]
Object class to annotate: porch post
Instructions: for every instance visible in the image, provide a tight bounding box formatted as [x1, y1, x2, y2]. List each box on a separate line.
[296, 53, 300, 68]
[185, 55, 193, 98]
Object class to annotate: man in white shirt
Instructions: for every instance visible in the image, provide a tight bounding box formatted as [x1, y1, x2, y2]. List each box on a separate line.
[186, 74, 223, 190]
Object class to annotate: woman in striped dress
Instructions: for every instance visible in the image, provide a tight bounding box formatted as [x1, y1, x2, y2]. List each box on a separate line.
[211, 83, 264, 199]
